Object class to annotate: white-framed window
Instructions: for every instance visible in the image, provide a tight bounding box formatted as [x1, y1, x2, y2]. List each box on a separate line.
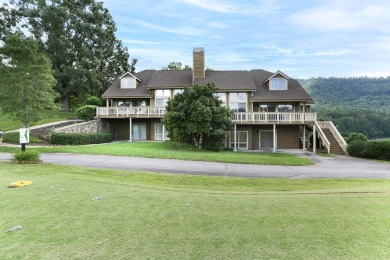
[155, 124, 170, 141]
[270, 78, 287, 90]
[117, 100, 131, 107]
[155, 89, 171, 107]
[229, 131, 248, 149]
[229, 92, 247, 112]
[215, 93, 227, 106]
[173, 89, 184, 95]
[132, 100, 146, 107]
[277, 104, 294, 112]
[121, 77, 136, 89]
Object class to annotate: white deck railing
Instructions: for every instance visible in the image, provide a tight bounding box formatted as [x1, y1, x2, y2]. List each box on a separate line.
[97, 107, 317, 124]
[315, 122, 331, 154]
[317, 121, 348, 154]
[231, 112, 317, 124]
[97, 107, 167, 118]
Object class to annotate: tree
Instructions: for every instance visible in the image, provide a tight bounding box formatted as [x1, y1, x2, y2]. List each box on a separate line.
[162, 61, 191, 70]
[0, 33, 57, 127]
[6, 0, 135, 110]
[163, 83, 232, 150]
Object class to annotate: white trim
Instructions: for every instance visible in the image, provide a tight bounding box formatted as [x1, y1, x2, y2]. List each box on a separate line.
[119, 72, 141, 82]
[230, 130, 248, 150]
[264, 70, 290, 83]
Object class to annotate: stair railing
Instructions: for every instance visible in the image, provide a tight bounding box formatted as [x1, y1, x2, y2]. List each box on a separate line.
[315, 122, 331, 154]
[318, 121, 348, 154]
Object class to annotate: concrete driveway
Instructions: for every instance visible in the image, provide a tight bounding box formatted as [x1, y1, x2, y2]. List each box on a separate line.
[1, 151, 389, 178]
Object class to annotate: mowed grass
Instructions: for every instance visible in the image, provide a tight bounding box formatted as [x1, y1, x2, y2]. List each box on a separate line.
[1, 162, 390, 259]
[0, 110, 76, 131]
[0, 141, 313, 166]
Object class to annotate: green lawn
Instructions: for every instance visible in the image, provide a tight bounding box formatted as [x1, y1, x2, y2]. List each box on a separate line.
[1, 162, 390, 259]
[0, 141, 313, 166]
[0, 109, 76, 131]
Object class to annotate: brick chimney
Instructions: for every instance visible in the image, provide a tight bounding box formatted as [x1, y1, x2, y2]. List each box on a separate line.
[193, 47, 205, 84]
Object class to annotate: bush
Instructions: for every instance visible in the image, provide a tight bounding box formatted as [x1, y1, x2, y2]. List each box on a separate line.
[86, 96, 103, 106]
[76, 105, 97, 121]
[346, 133, 368, 144]
[347, 140, 367, 158]
[362, 141, 390, 161]
[12, 150, 42, 164]
[3, 132, 45, 144]
[51, 133, 113, 145]
[202, 135, 226, 151]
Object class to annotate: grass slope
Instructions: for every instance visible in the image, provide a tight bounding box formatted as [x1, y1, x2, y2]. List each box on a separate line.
[0, 110, 76, 131]
[0, 141, 313, 166]
[1, 162, 390, 259]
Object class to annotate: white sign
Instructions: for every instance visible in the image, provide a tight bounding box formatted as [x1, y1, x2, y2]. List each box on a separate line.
[20, 128, 30, 144]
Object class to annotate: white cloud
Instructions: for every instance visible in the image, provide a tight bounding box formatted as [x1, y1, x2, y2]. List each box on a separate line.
[128, 18, 203, 36]
[122, 39, 159, 45]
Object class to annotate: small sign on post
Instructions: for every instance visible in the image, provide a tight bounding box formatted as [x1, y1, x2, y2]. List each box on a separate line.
[20, 128, 30, 151]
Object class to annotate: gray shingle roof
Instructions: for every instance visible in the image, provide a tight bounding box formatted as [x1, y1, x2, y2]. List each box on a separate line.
[102, 68, 314, 103]
[101, 70, 154, 98]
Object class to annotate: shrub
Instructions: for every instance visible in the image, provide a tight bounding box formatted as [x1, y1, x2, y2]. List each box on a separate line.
[12, 150, 42, 164]
[202, 135, 226, 151]
[76, 105, 97, 121]
[3, 132, 45, 144]
[347, 140, 367, 158]
[86, 96, 103, 106]
[362, 141, 390, 161]
[51, 133, 113, 145]
[346, 133, 368, 144]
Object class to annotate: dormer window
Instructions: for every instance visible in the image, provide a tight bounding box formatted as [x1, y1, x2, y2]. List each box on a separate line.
[121, 77, 136, 89]
[270, 78, 287, 90]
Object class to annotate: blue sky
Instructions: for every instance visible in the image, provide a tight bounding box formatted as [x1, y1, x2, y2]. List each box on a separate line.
[101, 0, 390, 78]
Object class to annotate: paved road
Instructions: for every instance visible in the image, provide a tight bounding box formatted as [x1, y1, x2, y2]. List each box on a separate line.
[1, 151, 389, 178]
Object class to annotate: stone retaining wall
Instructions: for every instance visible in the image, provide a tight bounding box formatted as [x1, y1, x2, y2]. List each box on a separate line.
[54, 119, 111, 135]
[30, 120, 82, 141]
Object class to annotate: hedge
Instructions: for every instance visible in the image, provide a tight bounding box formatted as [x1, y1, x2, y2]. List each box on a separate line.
[50, 133, 113, 145]
[347, 140, 390, 161]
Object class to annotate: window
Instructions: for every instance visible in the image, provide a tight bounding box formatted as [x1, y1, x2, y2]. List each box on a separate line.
[215, 93, 227, 106]
[155, 89, 171, 107]
[230, 131, 248, 149]
[117, 100, 131, 107]
[121, 77, 136, 89]
[132, 100, 146, 107]
[259, 104, 276, 112]
[277, 104, 294, 112]
[270, 78, 287, 90]
[229, 93, 247, 112]
[155, 124, 170, 141]
[173, 89, 183, 95]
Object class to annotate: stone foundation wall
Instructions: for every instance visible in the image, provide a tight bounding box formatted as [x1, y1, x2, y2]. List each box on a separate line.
[54, 119, 111, 135]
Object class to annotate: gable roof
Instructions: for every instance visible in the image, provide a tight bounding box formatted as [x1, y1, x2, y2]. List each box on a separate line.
[119, 72, 141, 82]
[264, 70, 290, 83]
[102, 69, 314, 103]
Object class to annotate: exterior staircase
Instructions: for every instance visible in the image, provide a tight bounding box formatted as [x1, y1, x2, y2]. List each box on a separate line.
[316, 121, 348, 155]
[322, 129, 345, 155]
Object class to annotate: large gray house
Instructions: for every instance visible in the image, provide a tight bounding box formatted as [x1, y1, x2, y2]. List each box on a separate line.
[97, 48, 347, 154]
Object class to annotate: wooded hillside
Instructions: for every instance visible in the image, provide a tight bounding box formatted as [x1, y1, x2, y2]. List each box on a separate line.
[300, 77, 390, 138]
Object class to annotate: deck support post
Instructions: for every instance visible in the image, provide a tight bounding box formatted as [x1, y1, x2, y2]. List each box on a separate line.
[162, 124, 165, 142]
[273, 124, 276, 153]
[313, 124, 316, 153]
[303, 125, 306, 150]
[129, 117, 132, 142]
[233, 124, 237, 152]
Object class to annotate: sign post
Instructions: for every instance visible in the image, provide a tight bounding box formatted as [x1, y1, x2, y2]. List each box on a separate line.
[20, 128, 30, 151]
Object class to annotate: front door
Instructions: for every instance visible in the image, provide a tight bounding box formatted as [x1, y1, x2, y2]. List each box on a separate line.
[132, 124, 146, 141]
[259, 131, 274, 150]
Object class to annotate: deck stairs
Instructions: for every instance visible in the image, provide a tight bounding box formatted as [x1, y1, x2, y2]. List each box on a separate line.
[316, 121, 348, 155]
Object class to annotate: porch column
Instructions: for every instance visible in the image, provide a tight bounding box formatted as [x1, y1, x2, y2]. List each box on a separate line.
[106, 99, 109, 107]
[303, 125, 306, 150]
[234, 124, 237, 152]
[162, 124, 165, 142]
[129, 117, 132, 142]
[313, 124, 316, 153]
[273, 124, 276, 153]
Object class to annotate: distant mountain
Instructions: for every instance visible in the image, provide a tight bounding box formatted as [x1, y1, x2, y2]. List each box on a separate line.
[298, 77, 390, 138]
[299, 77, 390, 111]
